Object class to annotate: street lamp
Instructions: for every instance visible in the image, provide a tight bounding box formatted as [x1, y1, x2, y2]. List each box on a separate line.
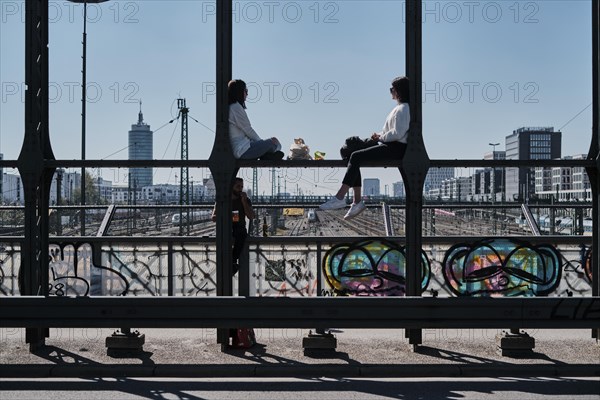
[489, 142, 500, 202]
[68, 0, 109, 235]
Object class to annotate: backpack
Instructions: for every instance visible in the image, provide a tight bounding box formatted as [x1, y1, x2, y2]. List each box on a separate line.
[231, 328, 256, 349]
[340, 136, 379, 160]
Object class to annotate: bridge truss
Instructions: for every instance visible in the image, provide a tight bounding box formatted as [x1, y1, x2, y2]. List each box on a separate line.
[1, 0, 598, 352]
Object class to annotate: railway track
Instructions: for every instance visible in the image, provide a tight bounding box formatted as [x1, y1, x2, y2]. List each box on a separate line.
[40, 206, 575, 239]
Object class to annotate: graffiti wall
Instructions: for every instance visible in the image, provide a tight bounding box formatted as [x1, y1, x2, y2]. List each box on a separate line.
[250, 244, 318, 297]
[322, 239, 430, 296]
[0, 243, 19, 295]
[442, 239, 562, 297]
[0, 240, 593, 298]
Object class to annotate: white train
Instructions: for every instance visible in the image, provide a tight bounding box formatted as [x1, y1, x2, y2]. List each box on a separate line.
[307, 209, 318, 222]
[171, 210, 212, 226]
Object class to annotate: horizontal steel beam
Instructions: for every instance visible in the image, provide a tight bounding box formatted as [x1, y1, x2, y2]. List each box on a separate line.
[0, 160, 19, 168]
[1, 296, 598, 329]
[0, 235, 593, 246]
[2, 203, 593, 211]
[0, 159, 595, 170]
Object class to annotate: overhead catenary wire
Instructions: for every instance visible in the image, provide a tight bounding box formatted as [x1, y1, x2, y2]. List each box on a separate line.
[100, 117, 178, 160]
[559, 102, 592, 131]
[157, 115, 181, 183]
[188, 114, 214, 133]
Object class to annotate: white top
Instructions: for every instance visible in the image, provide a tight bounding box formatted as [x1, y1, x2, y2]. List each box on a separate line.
[229, 102, 262, 158]
[379, 103, 410, 144]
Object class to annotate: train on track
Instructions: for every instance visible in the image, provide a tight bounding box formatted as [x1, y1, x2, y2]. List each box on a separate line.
[171, 210, 212, 226]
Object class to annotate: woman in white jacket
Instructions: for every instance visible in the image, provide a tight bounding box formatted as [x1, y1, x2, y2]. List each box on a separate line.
[228, 79, 283, 160]
[320, 76, 410, 220]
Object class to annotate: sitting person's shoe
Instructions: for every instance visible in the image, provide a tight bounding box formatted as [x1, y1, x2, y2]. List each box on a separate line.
[319, 196, 346, 210]
[344, 201, 366, 220]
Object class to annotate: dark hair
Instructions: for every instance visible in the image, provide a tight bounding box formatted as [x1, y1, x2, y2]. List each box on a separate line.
[391, 76, 410, 103]
[234, 177, 244, 184]
[228, 79, 247, 109]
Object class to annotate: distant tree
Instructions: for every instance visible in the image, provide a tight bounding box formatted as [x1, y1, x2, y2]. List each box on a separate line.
[72, 172, 106, 205]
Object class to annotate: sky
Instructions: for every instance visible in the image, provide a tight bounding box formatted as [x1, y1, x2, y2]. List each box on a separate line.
[0, 0, 594, 196]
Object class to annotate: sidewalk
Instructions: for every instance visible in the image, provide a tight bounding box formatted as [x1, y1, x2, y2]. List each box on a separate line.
[1, 328, 598, 378]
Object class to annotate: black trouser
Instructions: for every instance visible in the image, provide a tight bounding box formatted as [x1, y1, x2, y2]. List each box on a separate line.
[232, 225, 247, 276]
[342, 142, 407, 187]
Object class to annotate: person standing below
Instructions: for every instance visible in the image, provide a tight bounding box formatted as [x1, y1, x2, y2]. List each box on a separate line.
[212, 177, 255, 275]
[320, 76, 410, 220]
[228, 79, 284, 160]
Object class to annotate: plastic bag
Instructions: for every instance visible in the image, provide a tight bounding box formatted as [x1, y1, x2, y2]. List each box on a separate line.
[288, 138, 312, 160]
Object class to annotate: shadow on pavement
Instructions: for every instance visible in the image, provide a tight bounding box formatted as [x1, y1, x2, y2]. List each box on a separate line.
[0, 377, 599, 399]
[416, 345, 566, 365]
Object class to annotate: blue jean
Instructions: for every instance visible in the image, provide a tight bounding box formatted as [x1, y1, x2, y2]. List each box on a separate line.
[239, 139, 278, 159]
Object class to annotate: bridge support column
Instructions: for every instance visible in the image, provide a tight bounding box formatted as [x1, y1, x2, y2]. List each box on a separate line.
[19, 0, 55, 352]
[106, 328, 146, 357]
[496, 329, 535, 357]
[403, 0, 429, 350]
[589, 0, 600, 343]
[212, 0, 236, 350]
[302, 330, 337, 356]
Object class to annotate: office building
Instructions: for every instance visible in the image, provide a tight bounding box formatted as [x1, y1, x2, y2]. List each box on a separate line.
[392, 181, 405, 199]
[535, 154, 592, 202]
[505, 127, 561, 201]
[363, 178, 380, 197]
[424, 167, 454, 198]
[2, 173, 23, 205]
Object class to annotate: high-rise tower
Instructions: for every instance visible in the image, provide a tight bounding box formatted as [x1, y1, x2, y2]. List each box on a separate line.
[128, 103, 153, 188]
[505, 127, 561, 201]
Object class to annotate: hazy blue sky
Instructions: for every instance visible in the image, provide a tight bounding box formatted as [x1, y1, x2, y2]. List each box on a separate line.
[0, 1, 594, 195]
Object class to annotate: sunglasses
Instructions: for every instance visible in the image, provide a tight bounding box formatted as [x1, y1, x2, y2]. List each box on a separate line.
[389, 87, 394, 93]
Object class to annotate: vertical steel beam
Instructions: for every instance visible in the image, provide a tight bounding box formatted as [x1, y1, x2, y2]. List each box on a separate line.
[80, 1, 87, 236]
[210, 0, 236, 347]
[402, 0, 429, 347]
[588, 0, 600, 340]
[17, 0, 55, 351]
[167, 242, 174, 296]
[178, 99, 190, 236]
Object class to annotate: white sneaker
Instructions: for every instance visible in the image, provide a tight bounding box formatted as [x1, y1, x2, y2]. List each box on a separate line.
[344, 201, 366, 220]
[319, 196, 346, 210]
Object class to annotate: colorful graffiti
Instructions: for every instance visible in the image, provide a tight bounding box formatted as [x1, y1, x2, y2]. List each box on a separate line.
[442, 239, 562, 297]
[322, 239, 430, 296]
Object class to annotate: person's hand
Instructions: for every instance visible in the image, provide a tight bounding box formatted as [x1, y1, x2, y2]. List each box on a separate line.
[371, 133, 381, 141]
[240, 191, 248, 201]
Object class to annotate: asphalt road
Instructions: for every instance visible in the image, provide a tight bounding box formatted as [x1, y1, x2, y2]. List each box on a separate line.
[1, 377, 599, 400]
